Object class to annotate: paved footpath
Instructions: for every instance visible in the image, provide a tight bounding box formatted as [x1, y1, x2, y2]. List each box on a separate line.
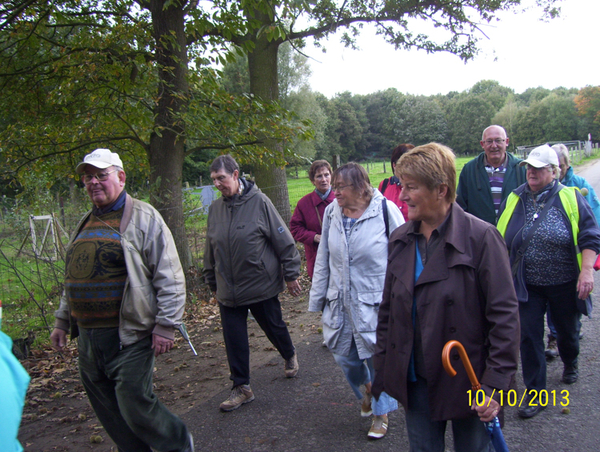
[182, 160, 600, 452]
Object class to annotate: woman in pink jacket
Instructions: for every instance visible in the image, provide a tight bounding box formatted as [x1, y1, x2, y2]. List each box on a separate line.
[378, 143, 414, 221]
[290, 160, 335, 278]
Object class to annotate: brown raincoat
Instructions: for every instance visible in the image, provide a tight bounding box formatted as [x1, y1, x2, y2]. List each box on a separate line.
[372, 203, 520, 420]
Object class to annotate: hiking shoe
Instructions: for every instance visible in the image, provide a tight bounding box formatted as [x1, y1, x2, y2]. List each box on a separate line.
[368, 414, 388, 439]
[361, 392, 373, 417]
[284, 352, 299, 378]
[518, 401, 546, 419]
[545, 336, 558, 359]
[562, 365, 579, 384]
[219, 385, 255, 412]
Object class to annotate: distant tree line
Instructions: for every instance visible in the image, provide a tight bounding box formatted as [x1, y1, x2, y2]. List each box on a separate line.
[212, 46, 600, 170]
[0, 0, 572, 269]
[290, 81, 599, 162]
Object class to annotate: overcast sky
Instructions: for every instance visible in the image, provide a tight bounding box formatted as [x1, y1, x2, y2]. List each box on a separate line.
[305, 0, 599, 98]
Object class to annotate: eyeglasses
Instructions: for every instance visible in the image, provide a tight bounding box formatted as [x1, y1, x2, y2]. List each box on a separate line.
[333, 184, 353, 192]
[81, 169, 118, 184]
[483, 138, 506, 146]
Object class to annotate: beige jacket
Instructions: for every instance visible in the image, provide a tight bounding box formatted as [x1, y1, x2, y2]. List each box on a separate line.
[54, 194, 186, 346]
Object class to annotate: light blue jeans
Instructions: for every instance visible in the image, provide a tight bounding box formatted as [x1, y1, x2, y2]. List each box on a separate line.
[331, 339, 398, 416]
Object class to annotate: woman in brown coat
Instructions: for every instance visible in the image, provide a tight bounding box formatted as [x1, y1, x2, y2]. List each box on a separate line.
[372, 143, 520, 451]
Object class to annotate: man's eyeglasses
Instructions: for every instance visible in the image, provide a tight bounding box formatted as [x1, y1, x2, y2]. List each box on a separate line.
[333, 184, 353, 192]
[81, 169, 118, 184]
[483, 138, 506, 146]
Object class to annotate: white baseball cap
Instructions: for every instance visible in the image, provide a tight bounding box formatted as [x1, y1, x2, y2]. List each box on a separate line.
[519, 144, 559, 168]
[76, 149, 124, 174]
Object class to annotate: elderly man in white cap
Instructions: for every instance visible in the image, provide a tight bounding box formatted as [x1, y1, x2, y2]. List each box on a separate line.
[50, 149, 194, 452]
[497, 144, 600, 419]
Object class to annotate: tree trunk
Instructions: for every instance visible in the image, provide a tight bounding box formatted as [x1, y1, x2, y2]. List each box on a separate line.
[246, 11, 292, 224]
[147, 0, 192, 269]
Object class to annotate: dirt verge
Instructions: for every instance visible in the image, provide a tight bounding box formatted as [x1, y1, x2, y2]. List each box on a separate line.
[17, 271, 320, 452]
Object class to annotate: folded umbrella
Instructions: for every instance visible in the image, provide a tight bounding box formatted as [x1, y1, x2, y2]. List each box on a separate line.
[177, 323, 197, 356]
[442, 340, 509, 452]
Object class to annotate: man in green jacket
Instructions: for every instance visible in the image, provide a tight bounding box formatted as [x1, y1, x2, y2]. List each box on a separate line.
[456, 125, 526, 225]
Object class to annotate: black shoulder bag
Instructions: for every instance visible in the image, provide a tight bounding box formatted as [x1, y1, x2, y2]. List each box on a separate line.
[381, 178, 390, 194]
[382, 198, 390, 238]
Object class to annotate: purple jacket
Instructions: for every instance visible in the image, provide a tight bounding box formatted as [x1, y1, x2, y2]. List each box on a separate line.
[290, 190, 335, 278]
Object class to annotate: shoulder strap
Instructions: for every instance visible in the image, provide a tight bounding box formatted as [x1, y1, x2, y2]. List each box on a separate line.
[381, 178, 390, 193]
[382, 198, 390, 238]
[314, 205, 323, 228]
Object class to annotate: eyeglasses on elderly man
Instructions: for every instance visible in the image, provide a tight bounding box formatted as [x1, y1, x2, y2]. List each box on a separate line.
[81, 169, 119, 184]
[483, 138, 506, 146]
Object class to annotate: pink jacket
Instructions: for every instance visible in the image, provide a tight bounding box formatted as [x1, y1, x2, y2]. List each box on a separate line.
[290, 190, 335, 278]
[379, 178, 408, 221]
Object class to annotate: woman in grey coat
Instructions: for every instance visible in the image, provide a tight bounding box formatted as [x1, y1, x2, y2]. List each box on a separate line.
[204, 155, 302, 412]
[309, 162, 404, 440]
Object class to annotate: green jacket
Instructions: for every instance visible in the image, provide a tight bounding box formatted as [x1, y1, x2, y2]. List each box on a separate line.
[204, 179, 301, 307]
[456, 152, 526, 225]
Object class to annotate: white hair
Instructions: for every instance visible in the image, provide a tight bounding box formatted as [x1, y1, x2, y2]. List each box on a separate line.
[551, 143, 570, 166]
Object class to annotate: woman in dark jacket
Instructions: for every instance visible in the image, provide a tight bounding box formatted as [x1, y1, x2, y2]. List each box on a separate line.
[497, 144, 600, 418]
[204, 155, 302, 413]
[290, 160, 335, 278]
[373, 143, 520, 451]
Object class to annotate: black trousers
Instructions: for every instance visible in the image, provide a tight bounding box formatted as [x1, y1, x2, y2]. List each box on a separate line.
[520, 281, 580, 391]
[219, 295, 295, 387]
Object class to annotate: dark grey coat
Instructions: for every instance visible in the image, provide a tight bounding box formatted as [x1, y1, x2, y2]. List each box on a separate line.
[203, 179, 300, 307]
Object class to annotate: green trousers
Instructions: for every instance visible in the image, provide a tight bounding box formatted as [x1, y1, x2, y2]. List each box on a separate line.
[78, 327, 189, 452]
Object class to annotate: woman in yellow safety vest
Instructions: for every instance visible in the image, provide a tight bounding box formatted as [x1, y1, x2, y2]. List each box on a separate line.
[497, 144, 600, 420]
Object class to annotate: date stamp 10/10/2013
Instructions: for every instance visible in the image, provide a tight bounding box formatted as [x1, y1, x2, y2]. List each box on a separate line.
[468, 389, 570, 407]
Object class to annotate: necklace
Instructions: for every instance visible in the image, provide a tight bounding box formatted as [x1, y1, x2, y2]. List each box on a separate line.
[532, 201, 544, 221]
[530, 189, 549, 221]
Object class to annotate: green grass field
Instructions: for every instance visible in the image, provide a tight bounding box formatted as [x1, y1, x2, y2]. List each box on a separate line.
[286, 157, 472, 208]
[0, 248, 63, 344]
[2, 151, 596, 343]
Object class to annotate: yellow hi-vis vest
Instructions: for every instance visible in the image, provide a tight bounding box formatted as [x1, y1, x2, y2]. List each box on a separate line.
[497, 186, 582, 269]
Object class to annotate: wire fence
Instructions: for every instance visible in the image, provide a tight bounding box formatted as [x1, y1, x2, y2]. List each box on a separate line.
[0, 161, 394, 340]
[8, 146, 597, 342]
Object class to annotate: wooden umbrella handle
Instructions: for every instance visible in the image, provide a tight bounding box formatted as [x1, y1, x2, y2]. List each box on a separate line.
[442, 340, 481, 392]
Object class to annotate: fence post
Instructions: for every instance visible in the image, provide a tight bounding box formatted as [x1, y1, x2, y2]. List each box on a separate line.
[59, 196, 65, 230]
[333, 155, 341, 171]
